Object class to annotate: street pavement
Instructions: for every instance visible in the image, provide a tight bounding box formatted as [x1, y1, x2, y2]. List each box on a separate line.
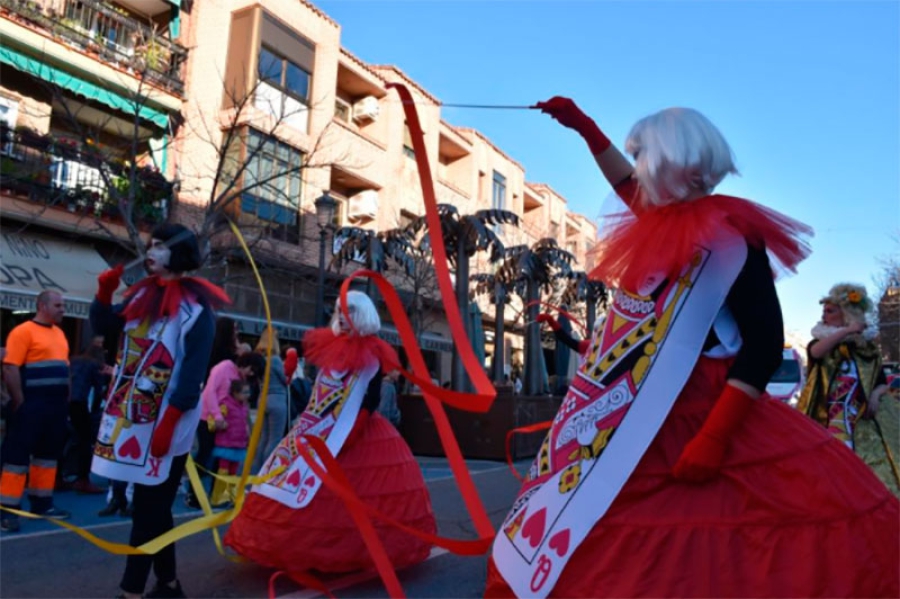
[0, 456, 529, 599]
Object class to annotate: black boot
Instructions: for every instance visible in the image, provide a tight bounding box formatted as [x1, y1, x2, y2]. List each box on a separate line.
[97, 496, 126, 517]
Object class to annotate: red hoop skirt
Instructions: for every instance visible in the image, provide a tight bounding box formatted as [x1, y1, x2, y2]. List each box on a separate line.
[486, 357, 900, 598]
[225, 412, 436, 575]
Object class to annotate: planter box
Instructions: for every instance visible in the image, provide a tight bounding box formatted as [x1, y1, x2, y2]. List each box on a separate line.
[398, 393, 561, 461]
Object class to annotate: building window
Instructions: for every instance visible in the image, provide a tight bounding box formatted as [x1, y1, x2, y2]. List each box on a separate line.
[258, 47, 310, 104]
[402, 123, 416, 159]
[492, 170, 506, 211]
[241, 129, 304, 242]
[0, 97, 19, 155]
[256, 46, 311, 132]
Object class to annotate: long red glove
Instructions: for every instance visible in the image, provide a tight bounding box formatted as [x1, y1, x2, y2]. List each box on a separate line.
[284, 348, 299, 381]
[96, 264, 124, 305]
[673, 384, 755, 482]
[535, 96, 611, 156]
[150, 406, 183, 458]
[536, 313, 562, 331]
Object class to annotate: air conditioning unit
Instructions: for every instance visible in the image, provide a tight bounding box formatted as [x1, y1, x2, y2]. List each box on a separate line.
[348, 189, 379, 220]
[352, 96, 379, 124]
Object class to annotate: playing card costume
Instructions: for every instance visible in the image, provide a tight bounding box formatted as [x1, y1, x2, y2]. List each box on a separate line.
[225, 291, 436, 577]
[799, 284, 897, 495]
[90, 224, 227, 597]
[485, 99, 899, 598]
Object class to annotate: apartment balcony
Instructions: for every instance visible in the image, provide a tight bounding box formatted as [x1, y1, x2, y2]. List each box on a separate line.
[0, 0, 188, 95]
[0, 124, 172, 228]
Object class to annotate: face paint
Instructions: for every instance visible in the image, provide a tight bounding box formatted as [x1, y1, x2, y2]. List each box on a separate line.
[146, 240, 172, 273]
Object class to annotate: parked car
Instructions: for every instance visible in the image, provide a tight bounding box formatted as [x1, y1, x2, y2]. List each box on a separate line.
[767, 347, 805, 407]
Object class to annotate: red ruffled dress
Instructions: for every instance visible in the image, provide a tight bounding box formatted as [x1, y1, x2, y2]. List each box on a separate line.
[485, 196, 900, 598]
[225, 329, 436, 576]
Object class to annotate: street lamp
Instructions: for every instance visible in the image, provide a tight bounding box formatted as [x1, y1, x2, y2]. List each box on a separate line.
[314, 191, 337, 326]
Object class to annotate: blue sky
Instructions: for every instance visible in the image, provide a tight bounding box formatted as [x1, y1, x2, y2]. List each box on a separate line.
[318, 0, 899, 339]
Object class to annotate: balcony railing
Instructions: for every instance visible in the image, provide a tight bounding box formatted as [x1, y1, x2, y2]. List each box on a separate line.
[1, 0, 188, 95]
[0, 124, 172, 227]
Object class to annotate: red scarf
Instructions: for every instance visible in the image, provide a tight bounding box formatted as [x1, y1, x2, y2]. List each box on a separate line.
[303, 327, 399, 374]
[589, 194, 812, 290]
[121, 275, 231, 322]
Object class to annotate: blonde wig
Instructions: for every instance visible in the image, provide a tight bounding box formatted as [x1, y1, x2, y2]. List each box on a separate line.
[255, 326, 281, 356]
[331, 290, 381, 337]
[625, 107, 738, 206]
[820, 282, 873, 326]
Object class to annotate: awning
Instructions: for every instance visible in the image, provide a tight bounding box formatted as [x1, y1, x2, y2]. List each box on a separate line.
[0, 229, 111, 320]
[0, 46, 170, 129]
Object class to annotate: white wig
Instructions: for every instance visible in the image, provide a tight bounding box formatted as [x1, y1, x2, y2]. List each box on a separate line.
[625, 107, 738, 206]
[330, 290, 381, 337]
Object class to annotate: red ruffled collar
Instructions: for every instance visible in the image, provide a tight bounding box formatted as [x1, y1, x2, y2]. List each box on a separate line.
[302, 327, 399, 374]
[122, 275, 230, 322]
[589, 195, 812, 290]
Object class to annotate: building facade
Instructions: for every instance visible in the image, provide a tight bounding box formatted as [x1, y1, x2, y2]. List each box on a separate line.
[0, 0, 599, 383]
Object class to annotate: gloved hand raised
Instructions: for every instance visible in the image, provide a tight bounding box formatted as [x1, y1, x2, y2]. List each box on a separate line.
[96, 264, 124, 305]
[535, 313, 562, 332]
[535, 96, 611, 156]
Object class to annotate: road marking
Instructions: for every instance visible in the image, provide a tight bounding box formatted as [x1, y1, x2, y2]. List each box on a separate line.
[0, 510, 206, 542]
[279, 547, 450, 599]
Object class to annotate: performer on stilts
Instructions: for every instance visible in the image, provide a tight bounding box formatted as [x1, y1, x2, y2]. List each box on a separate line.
[485, 97, 899, 598]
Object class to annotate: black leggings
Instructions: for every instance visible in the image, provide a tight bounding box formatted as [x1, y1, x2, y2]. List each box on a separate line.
[68, 402, 93, 480]
[119, 453, 187, 594]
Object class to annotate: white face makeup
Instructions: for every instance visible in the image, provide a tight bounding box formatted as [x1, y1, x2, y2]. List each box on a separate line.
[146, 239, 172, 274]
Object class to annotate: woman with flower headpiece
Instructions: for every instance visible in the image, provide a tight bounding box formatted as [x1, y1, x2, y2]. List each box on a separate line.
[484, 98, 899, 598]
[225, 291, 436, 579]
[798, 283, 897, 493]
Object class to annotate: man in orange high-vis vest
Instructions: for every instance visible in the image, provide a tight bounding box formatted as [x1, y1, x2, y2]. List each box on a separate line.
[1, 290, 71, 532]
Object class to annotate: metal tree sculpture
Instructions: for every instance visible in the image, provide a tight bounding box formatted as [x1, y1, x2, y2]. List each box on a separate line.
[409, 204, 519, 391]
[559, 270, 609, 334]
[471, 247, 525, 385]
[504, 238, 575, 395]
[332, 225, 418, 274]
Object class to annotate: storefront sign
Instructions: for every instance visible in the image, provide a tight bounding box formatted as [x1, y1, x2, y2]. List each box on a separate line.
[0, 228, 111, 320]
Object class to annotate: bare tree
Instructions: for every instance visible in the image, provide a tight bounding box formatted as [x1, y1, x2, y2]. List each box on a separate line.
[874, 232, 900, 362]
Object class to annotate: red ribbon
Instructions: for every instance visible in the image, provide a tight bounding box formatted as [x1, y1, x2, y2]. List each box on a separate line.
[505, 421, 553, 481]
[291, 83, 501, 598]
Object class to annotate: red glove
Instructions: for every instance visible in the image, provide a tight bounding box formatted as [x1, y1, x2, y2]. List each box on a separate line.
[536, 313, 562, 331]
[673, 385, 755, 482]
[150, 406, 183, 458]
[284, 348, 298, 381]
[535, 96, 611, 156]
[96, 264, 124, 305]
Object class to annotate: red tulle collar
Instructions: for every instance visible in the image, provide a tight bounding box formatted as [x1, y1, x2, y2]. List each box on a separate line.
[589, 194, 812, 290]
[303, 328, 399, 374]
[122, 275, 231, 322]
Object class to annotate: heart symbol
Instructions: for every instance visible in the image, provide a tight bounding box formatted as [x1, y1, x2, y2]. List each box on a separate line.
[117, 436, 141, 459]
[286, 469, 301, 488]
[520, 507, 546, 548]
[303, 476, 316, 488]
[548, 528, 570, 557]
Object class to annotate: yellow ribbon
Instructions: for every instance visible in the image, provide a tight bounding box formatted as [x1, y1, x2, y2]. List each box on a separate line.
[0, 219, 274, 560]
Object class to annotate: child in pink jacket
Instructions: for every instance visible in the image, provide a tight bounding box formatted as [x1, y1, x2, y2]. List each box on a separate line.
[211, 380, 252, 477]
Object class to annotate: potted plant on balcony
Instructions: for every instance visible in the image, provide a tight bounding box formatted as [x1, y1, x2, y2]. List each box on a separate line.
[133, 37, 170, 73]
